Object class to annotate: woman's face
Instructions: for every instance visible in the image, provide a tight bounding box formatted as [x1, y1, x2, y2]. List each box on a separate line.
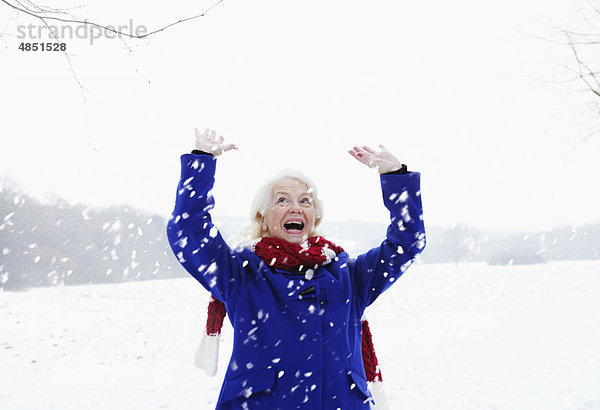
[261, 177, 316, 244]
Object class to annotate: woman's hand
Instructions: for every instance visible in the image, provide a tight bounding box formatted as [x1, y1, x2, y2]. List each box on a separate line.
[194, 128, 238, 156]
[348, 145, 404, 174]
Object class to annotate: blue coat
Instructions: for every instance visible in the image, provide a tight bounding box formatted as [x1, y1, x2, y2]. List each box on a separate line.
[167, 154, 426, 410]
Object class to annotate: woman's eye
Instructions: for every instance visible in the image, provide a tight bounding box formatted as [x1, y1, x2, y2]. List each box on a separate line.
[277, 197, 287, 204]
[300, 198, 311, 205]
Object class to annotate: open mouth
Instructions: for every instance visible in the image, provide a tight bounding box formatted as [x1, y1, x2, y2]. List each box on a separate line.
[283, 221, 305, 233]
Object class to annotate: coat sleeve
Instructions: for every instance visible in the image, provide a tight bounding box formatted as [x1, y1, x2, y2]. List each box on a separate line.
[166, 154, 252, 301]
[349, 172, 426, 308]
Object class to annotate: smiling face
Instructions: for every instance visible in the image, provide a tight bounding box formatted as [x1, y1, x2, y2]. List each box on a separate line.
[260, 177, 317, 244]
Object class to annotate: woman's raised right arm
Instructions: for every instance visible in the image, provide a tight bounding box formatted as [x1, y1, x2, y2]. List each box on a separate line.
[166, 130, 249, 301]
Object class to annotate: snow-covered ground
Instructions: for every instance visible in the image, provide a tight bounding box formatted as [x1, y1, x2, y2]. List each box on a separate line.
[1, 261, 599, 409]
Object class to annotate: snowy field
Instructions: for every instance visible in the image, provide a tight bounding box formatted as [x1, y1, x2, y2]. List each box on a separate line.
[1, 261, 599, 410]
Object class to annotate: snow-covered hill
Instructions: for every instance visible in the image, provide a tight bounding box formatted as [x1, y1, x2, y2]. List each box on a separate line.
[1, 261, 599, 409]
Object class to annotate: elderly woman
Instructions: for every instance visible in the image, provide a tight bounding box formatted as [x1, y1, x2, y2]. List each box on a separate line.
[167, 129, 426, 410]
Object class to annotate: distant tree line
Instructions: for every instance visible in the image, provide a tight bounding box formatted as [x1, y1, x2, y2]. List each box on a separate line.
[321, 221, 600, 266]
[0, 180, 184, 291]
[1, 180, 599, 291]
[421, 224, 600, 265]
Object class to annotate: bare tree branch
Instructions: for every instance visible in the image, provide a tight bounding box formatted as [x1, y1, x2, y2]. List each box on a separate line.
[20, 2, 99, 149]
[1, 0, 225, 39]
[586, 0, 600, 17]
[566, 33, 600, 98]
[1, 0, 225, 149]
[541, 2, 600, 139]
[21, 0, 100, 15]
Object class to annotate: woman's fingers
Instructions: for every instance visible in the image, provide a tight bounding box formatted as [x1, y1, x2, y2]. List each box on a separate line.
[223, 143, 238, 152]
[350, 143, 401, 173]
[193, 127, 237, 156]
[348, 149, 364, 161]
[348, 149, 373, 167]
[349, 147, 366, 159]
[362, 145, 376, 154]
[352, 146, 371, 159]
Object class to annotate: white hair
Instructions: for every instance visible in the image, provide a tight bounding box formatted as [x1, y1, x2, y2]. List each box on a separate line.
[243, 169, 324, 240]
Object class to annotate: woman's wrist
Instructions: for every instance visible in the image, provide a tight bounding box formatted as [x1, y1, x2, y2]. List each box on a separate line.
[191, 149, 214, 156]
[383, 164, 408, 175]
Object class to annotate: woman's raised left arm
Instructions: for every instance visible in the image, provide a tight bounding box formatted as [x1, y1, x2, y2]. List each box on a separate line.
[347, 145, 426, 308]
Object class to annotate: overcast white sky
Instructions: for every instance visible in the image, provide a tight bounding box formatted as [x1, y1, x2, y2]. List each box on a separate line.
[1, 0, 599, 231]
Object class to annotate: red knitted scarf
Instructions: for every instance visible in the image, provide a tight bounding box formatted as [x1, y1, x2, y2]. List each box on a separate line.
[204, 236, 383, 382]
[254, 236, 344, 270]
